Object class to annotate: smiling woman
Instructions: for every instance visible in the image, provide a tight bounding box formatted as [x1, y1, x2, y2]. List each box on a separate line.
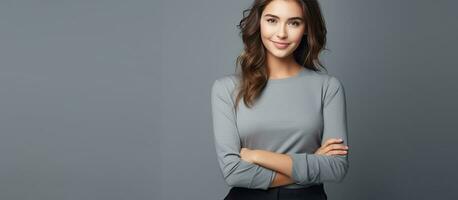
[211, 0, 349, 200]
[260, 2, 306, 56]
[235, 0, 327, 109]
[262, 12, 304, 50]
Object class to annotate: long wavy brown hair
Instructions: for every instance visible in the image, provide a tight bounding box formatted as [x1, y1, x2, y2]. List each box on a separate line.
[233, 0, 328, 111]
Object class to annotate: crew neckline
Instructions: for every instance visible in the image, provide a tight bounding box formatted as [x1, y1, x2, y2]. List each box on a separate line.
[267, 67, 307, 83]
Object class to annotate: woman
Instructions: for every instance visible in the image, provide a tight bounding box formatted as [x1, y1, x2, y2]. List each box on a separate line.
[211, 0, 350, 199]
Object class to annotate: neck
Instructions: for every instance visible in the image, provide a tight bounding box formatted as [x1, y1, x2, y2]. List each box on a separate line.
[266, 53, 302, 78]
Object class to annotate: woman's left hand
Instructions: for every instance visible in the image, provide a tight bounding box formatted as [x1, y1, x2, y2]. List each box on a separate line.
[240, 148, 257, 163]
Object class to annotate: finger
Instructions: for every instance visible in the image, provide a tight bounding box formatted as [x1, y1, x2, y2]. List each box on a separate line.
[329, 144, 348, 151]
[323, 144, 345, 153]
[322, 138, 338, 147]
[329, 151, 347, 156]
[322, 138, 343, 147]
[325, 150, 348, 156]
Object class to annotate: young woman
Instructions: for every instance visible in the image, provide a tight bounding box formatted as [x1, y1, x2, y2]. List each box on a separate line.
[211, 0, 349, 199]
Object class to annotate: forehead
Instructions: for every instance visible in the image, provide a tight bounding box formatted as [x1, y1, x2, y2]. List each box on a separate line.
[262, 0, 304, 18]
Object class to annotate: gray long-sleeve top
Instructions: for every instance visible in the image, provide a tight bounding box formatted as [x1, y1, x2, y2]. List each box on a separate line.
[210, 67, 349, 190]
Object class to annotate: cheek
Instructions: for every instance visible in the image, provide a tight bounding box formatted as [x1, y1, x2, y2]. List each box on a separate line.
[260, 23, 275, 37]
[290, 32, 305, 43]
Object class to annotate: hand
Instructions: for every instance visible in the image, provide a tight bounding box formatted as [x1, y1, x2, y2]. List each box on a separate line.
[314, 138, 349, 156]
[240, 148, 257, 163]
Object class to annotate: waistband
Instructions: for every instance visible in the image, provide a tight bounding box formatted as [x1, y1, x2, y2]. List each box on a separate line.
[230, 183, 324, 193]
[276, 184, 324, 192]
[227, 184, 326, 199]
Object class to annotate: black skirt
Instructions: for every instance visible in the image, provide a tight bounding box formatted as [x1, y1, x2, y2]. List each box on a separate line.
[224, 184, 327, 200]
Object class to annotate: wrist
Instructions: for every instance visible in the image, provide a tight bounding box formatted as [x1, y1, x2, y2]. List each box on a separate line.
[252, 149, 261, 164]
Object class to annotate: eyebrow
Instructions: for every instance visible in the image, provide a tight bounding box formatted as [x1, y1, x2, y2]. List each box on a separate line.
[263, 14, 304, 21]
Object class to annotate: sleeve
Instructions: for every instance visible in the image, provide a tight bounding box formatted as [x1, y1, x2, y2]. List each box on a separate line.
[211, 79, 276, 190]
[286, 76, 350, 185]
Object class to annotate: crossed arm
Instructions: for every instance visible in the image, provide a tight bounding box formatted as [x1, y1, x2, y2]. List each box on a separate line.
[240, 149, 295, 187]
[241, 142, 349, 188]
[211, 76, 349, 189]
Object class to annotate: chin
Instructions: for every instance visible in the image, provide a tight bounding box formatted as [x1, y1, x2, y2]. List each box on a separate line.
[269, 48, 293, 58]
[273, 53, 290, 58]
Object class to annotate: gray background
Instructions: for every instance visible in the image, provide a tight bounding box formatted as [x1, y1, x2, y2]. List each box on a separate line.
[1, 0, 457, 200]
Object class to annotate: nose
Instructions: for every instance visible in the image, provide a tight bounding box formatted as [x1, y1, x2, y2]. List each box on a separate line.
[276, 24, 287, 39]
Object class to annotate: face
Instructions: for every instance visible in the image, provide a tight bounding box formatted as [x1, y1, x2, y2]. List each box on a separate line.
[260, 0, 306, 59]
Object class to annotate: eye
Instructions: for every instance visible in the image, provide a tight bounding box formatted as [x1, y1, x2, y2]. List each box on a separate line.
[289, 21, 301, 27]
[266, 18, 276, 24]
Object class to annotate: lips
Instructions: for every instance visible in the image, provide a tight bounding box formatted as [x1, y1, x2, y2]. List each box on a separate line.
[271, 40, 290, 49]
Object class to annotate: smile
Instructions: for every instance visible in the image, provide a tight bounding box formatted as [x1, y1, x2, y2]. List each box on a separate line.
[271, 40, 290, 49]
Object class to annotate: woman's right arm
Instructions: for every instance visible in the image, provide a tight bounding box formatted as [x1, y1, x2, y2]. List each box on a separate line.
[211, 78, 276, 190]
